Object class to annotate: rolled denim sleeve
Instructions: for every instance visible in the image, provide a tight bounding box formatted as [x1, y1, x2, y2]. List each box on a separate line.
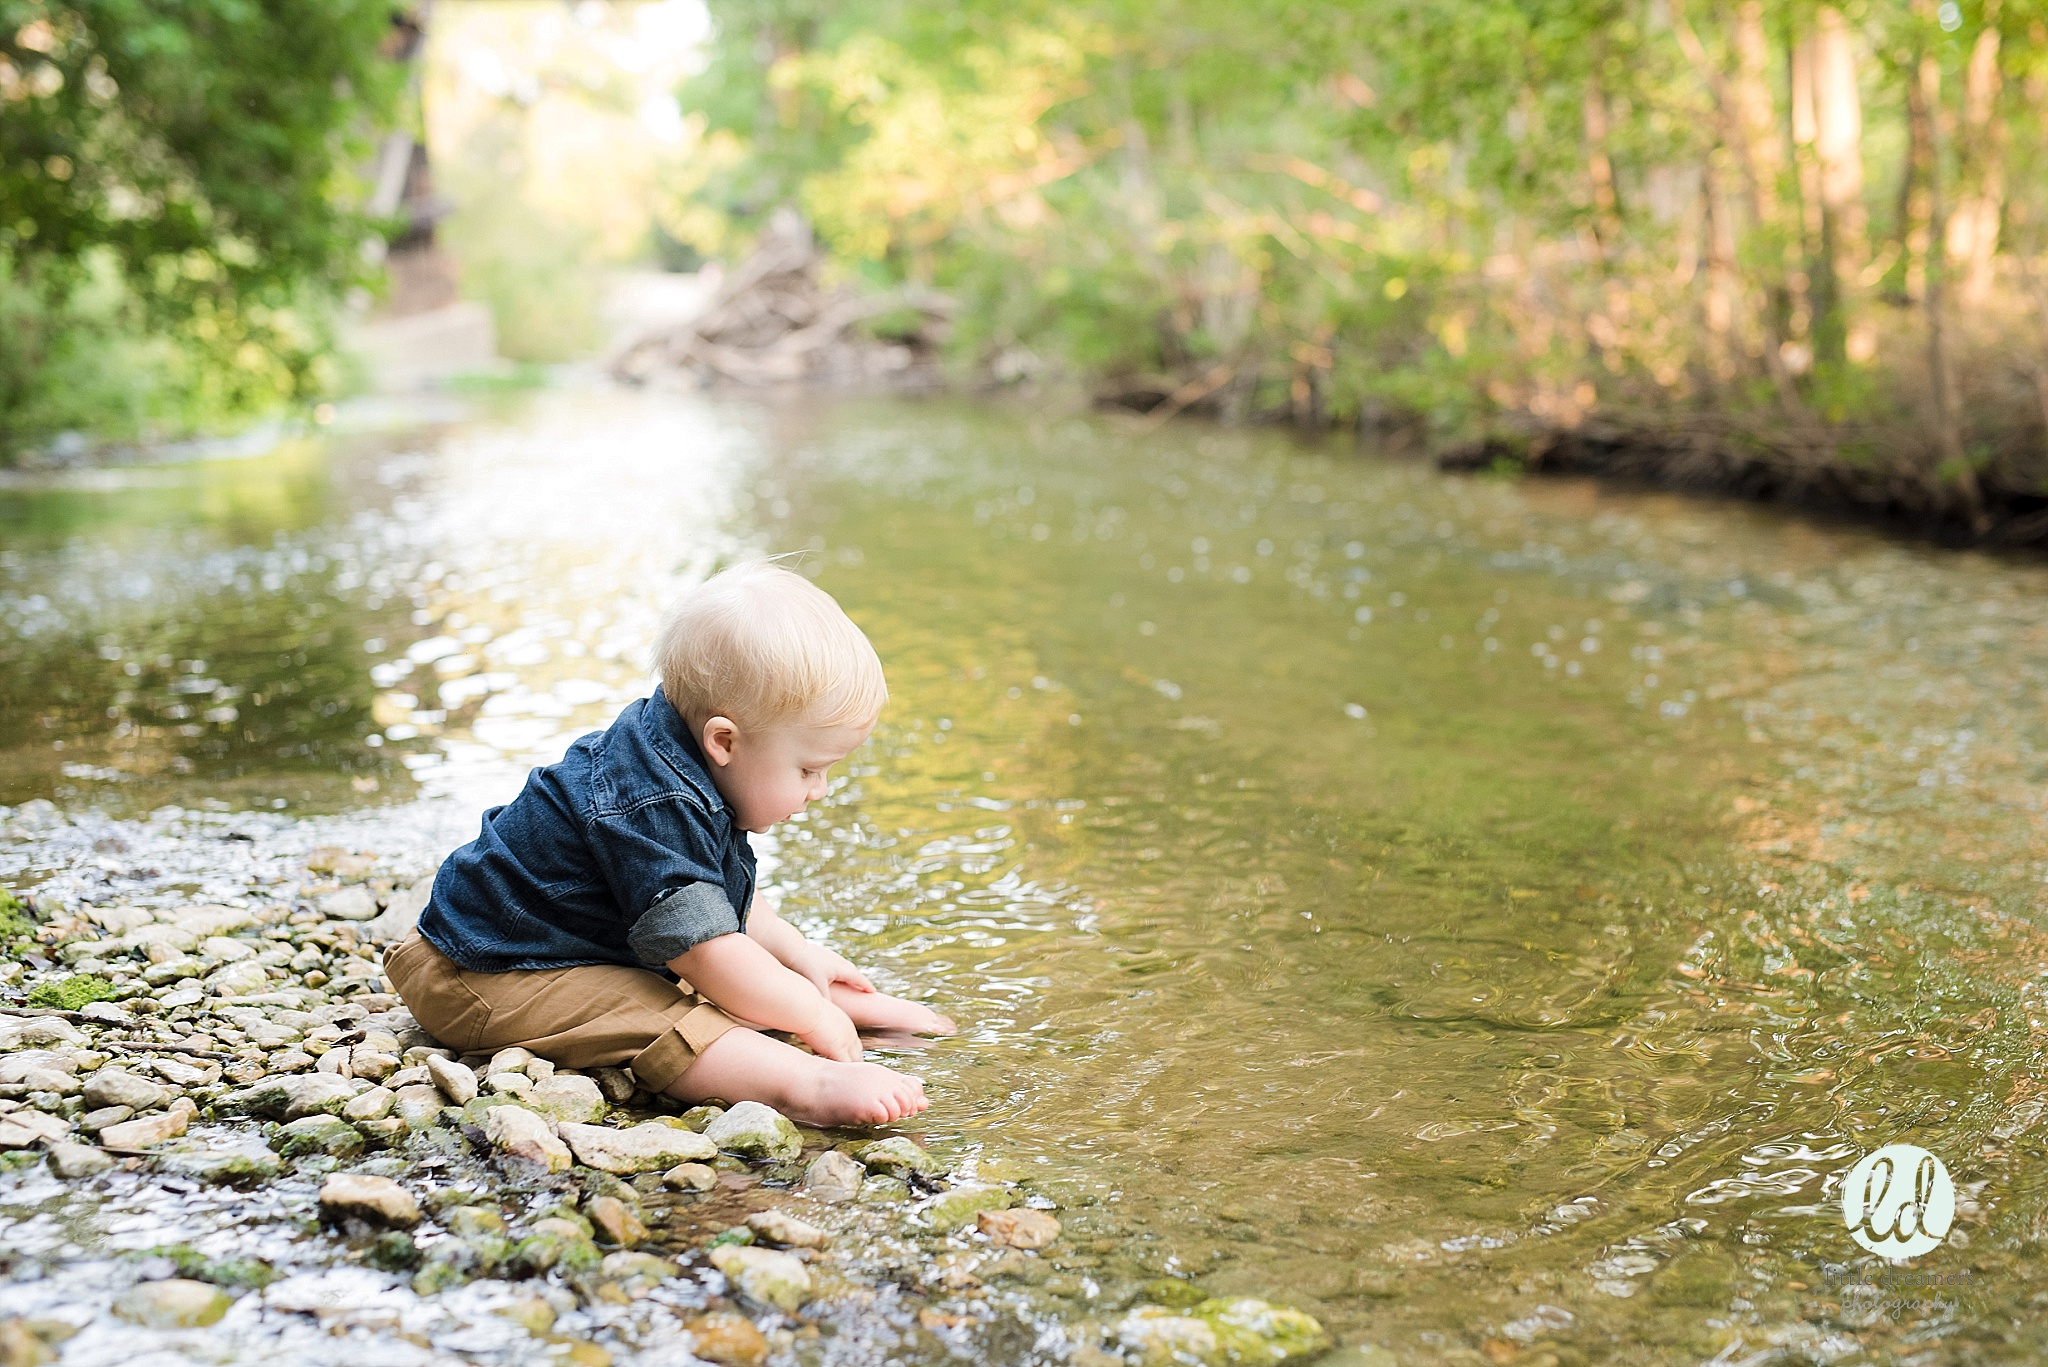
[627, 882, 740, 966]
[587, 797, 740, 965]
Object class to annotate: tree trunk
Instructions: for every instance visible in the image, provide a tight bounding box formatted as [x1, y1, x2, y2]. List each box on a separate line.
[1582, 73, 1622, 263]
[1731, 2, 1782, 226]
[1946, 23, 2004, 304]
[1915, 43, 1987, 530]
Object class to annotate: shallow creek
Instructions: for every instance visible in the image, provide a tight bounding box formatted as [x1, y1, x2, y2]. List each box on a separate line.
[2, 387, 2047, 1365]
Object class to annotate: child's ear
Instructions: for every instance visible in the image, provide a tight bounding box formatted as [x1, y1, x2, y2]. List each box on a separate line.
[700, 715, 740, 766]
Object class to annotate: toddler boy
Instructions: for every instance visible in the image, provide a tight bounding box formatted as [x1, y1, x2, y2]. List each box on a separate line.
[385, 562, 952, 1127]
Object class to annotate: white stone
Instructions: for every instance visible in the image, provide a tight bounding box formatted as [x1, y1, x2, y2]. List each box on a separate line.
[318, 887, 379, 921]
[483, 1104, 572, 1173]
[426, 1054, 477, 1105]
[557, 1121, 717, 1174]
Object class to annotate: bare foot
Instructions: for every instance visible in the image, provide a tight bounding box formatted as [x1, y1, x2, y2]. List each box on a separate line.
[669, 1024, 929, 1128]
[829, 983, 958, 1036]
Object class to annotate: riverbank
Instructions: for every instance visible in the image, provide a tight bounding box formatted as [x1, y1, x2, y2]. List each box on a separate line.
[0, 798, 1326, 1367]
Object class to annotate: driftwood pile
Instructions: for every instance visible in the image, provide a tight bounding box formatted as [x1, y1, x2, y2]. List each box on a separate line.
[610, 211, 951, 389]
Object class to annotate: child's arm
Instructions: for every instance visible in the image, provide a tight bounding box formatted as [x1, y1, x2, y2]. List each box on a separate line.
[745, 893, 878, 1000]
[669, 931, 864, 1062]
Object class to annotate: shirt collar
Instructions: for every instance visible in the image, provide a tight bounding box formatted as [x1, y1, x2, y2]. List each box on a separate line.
[643, 685, 728, 814]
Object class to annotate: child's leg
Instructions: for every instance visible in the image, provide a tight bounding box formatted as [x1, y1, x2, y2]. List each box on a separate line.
[828, 983, 956, 1036]
[668, 1024, 928, 1127]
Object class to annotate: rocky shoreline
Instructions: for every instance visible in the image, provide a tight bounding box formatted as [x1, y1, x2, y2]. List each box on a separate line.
[0, 799, 1328, 1367]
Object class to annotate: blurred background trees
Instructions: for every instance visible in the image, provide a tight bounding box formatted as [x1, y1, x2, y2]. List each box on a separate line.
[673, 0, 2048, 530]
[0, 0, 402, 451]
[4, 0, 2047, 534]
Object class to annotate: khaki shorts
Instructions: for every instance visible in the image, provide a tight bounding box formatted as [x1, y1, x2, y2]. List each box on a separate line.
[382, 930, 743, 1093]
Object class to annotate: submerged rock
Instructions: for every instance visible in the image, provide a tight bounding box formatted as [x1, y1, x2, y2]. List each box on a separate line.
[979, 1207, 1062, 1249]
[113, 1278, 232, 1329]
[802, 1149, 865, 1202]
[664, 1161, 716, 1191]
[745, 1210, 828, 1248]
[707, 1244, 811, 1312]
[703, 1101, 800, 1161]
[585, 1195, 647, 1248]
[1117, 1298, 1330, 1366]
[219, 1073, 358, 1121]
[685, 1309, 770, 1366]
[598, 1250, 673, 1291]
[854, 1135, 938, 1178]
[921, 1183, 1012, 1232]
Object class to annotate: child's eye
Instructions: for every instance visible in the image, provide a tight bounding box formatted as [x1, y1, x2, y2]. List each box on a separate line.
[801, 768, 821, 779]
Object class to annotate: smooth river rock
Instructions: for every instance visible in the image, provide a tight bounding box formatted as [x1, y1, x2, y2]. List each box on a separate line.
[558, 1121, 716, 1174]
[82, 1068, 170, 1113]
[707, 1245, 811, 1312]
[318, 1172, 420, 1227]
[426, 1055, 477, 1105]
[703, 1101, 800, 1161]
[801, 1150, 865, 1203]
[483, 1105, 572, 1173]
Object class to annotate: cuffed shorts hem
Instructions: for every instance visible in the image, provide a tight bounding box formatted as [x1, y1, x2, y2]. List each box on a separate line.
[382, 930, 744, 1093]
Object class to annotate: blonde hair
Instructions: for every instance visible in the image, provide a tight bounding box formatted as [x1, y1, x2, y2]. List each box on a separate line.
[654, 562, 887, 731]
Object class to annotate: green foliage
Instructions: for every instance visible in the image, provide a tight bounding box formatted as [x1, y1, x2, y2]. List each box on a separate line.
[0, 889, 34, 947]
[680, 0, 2048, 503]
[27, 973, 114, 1009]
[0, 0, 399, 453]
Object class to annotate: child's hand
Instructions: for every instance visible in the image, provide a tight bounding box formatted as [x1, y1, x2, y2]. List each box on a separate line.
[789, 943, 876, 1001]
[798, 999, 864, 1062]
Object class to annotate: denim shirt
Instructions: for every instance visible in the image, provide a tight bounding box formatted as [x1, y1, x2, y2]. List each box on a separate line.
[418, 685, 755, 974]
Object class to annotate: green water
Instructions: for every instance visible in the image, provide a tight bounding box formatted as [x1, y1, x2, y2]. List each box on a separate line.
[6, 389, 2048, 1363]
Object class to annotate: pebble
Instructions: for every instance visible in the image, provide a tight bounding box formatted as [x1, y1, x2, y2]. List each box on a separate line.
[342, 1085, 395, 1121]
[707, 1245, 811, 1313]
[558, 1121, 716, 1174]
[426, 1055, 477, 1105]
[45, 1142, 113, 1179]
[662, 1162, 717, 1192]
[392, 1083, 447, 1124]
[112, 1278, 232, 1329]
[922, 1183, 1014, 1232]
[276, 1114, 366, 1160]
[591, 1066, 635, 1103]
[801, 1149, 865, 1202]
[527, 1074, 606, 1124]
[855, 1134, 938, 1177]
[81, 1068, 169, 1113]
[318, 1172, 421, 1227]
[585, 1196, 648, 1248]
[745, 1210, 828, 1248]
[99, 1109, 187, 1150]
[317, 887, 379, 921]
[483, 1104, 572, 1173]
[0, 1109, 70, 1148]
[684, 1309, 769, 1366]
[703, 1101, 800, 1160]
[979, 1207, 1062, 1248]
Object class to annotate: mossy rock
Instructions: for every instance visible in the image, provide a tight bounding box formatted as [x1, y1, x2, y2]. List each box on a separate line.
[1189, 1298, 1330, 1364]
[364, 1231, 422, 1272]
[855, 1136, 938, 1178]
[28, 973, 117, 1010]
[1140, 1278, 1210, 1309]
[920, 1183, 1013, 1232]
